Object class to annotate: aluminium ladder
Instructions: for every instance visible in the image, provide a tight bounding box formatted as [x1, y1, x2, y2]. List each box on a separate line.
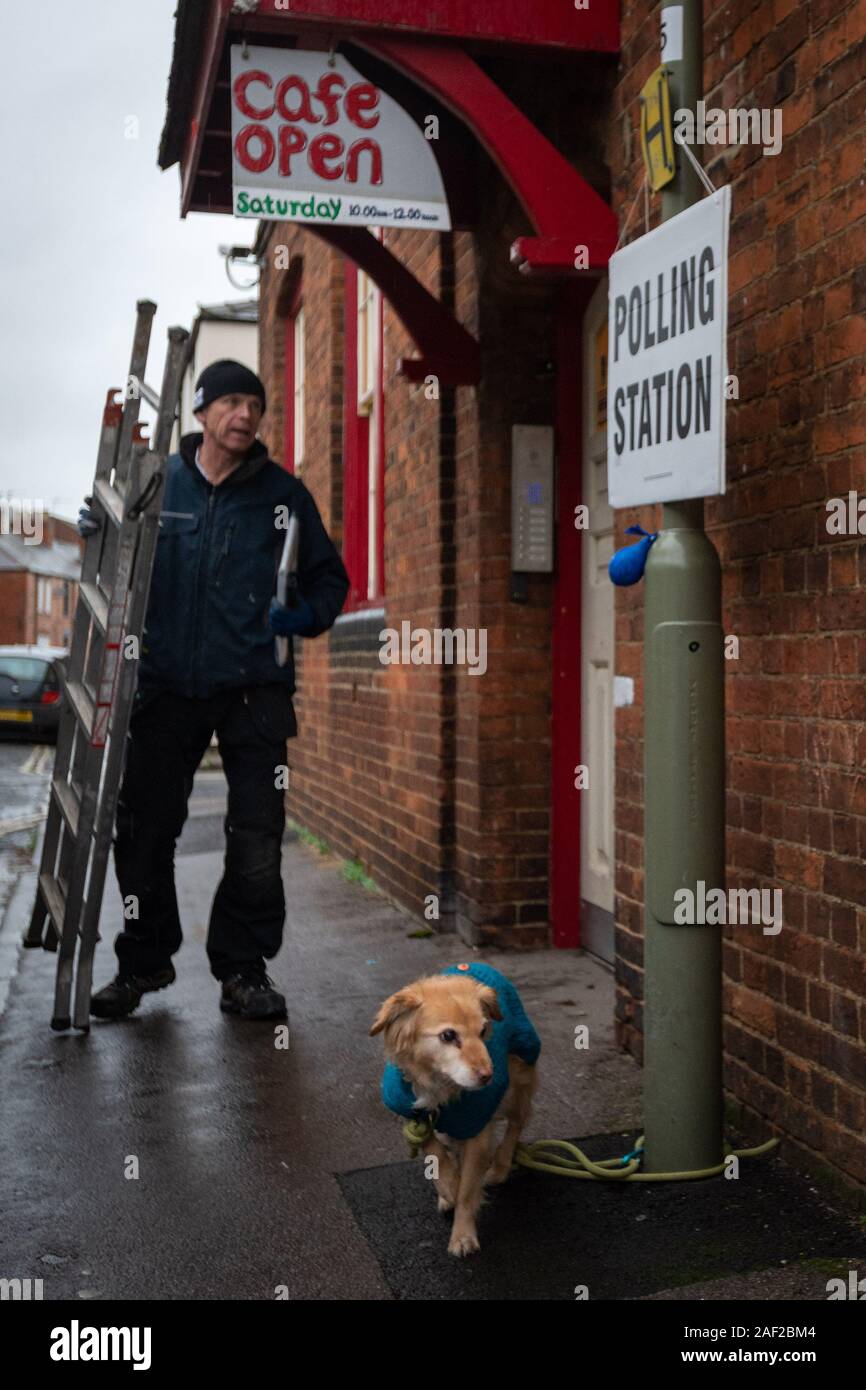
[24, 300, 188, 1032]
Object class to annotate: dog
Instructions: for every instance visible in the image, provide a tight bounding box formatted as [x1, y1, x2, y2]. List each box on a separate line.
[370, 962, 540, 1257]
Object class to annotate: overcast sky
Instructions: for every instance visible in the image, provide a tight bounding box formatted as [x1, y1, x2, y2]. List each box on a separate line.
[0, 0, 252, 521]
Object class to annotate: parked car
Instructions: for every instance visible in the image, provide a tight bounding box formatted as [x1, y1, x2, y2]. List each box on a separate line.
[0, 645, 68, 743]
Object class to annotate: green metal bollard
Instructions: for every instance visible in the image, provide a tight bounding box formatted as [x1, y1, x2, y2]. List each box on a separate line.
[638, 0, 727, 1175]
[642, 497, 725, 1173]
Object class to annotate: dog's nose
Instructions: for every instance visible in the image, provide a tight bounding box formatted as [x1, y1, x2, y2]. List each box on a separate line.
[475, 1067, 493, 1086]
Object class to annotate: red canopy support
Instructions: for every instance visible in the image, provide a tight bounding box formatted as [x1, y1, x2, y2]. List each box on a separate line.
[314, 225, 480, 385]
[356, 36, 619, 275]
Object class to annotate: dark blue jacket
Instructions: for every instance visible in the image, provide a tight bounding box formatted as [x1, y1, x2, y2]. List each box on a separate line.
[381, 963, 541, 1140]
[138, 432, 349, 700]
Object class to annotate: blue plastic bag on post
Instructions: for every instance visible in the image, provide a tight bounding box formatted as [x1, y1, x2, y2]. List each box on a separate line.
[608, 525, 658, 586]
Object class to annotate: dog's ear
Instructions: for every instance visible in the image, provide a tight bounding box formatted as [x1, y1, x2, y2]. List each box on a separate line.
[369, 988, 423, 1037]
[477, 985, 503, 1022]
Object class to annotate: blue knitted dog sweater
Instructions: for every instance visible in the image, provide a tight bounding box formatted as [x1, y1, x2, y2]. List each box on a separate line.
[381, 962, 541, 1140]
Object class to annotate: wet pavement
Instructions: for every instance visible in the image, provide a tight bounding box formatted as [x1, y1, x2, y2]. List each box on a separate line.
[0, 740, 52, 921]
[0, 762, 863, 1301]
[0, 740, 53, 1017]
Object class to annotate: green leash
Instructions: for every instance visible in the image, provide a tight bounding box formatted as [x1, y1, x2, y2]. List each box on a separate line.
[514, 1134, 780, 1180]
[403, 1118, 780, 1179]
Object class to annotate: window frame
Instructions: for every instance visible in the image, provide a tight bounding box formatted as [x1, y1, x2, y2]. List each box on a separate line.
[342, 246, 385, 612]
[37, 577, 52, 615]
[283, 279, 305, 475]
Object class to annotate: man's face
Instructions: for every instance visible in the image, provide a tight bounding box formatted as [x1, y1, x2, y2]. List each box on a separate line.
[196, 392, 263, 455]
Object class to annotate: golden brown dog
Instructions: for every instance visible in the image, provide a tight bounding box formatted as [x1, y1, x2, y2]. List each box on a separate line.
[370, 968, 539, 1256]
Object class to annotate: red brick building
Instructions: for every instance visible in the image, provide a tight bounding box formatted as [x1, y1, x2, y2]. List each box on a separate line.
[611, 0, 866, 1196]
[0, 514, 82, 648]
[160, 1, 866, 1200]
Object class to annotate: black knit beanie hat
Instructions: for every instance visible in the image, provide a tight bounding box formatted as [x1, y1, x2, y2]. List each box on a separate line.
[193, 359, 266, 414]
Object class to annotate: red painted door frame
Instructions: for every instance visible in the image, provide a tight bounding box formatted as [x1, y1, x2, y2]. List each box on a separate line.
[550, 279, 596, 948]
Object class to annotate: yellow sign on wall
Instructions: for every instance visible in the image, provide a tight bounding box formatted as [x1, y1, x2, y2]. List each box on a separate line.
[639, 66, 676, 192]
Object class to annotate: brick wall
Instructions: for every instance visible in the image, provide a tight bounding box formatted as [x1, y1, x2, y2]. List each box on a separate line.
[612, 0, 866, 1196]
[377, 228, 455, 923]
[41, 516, 81, 547]
[251, 12, 864, 1192]
[0, 515, 81, 648]
[250, 49, 616, 945]
[0, 572, 31, 645]
[259, 222, 459, 921]
[0, 570, 77, 647]
[453, 219, 559, 948]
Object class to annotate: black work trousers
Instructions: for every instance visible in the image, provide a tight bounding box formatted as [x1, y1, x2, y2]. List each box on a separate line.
[112, 684, 295, 982]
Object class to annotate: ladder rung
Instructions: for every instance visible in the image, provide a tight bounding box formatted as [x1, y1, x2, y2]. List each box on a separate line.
[51, 777, 81, 839]
[93, 477, 125, 529]
[65, 679, 95, 738]
[39, 872, 67, 935]
[78, 581, 109, 633]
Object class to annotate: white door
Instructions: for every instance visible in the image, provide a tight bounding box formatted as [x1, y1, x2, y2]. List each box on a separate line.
[580, 278, 615, 964]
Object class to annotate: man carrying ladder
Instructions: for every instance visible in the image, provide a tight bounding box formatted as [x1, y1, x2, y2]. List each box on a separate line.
[81, 359, 349, 1021]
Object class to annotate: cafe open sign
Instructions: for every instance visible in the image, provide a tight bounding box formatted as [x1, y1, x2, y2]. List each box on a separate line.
[230, 46, 451, 230]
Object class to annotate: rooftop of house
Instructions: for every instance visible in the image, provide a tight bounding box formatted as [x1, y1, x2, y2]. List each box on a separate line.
[0, 535, 82, 580]
[185, 298, 259, 368]
[197, 299, 258, 325]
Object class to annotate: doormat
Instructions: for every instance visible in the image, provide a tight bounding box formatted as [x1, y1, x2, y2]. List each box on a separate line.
[337, 1129, 866, 1301]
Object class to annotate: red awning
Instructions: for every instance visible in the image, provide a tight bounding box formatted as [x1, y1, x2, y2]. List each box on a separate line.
[241, 0, 618, 52]
[159, 0, 620, 382]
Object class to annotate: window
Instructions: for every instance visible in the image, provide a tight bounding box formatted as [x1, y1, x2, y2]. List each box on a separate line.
[356, 267, 382, 599]
[357, 269, 378, 409]
[37, 577, 52, 615]
[343, 236, 385, 608]
[283, 285, 304, 475]
[63, 581, 70, 617]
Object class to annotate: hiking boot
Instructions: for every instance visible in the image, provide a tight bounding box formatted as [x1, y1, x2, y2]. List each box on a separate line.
[220, 970, 287, 1020]
[90, 965, 176, 1020]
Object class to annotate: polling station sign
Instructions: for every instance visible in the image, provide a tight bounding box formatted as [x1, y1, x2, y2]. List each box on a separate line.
[607, 187, 730, 507]
[230, 46, 450, 230]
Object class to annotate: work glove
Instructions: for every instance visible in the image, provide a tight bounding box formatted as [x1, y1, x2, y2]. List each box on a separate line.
[268, 594, 316, 637]
[77, 496, 101, 539]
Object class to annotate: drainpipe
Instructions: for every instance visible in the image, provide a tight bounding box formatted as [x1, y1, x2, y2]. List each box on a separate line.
[641, 0, 725, 1173]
